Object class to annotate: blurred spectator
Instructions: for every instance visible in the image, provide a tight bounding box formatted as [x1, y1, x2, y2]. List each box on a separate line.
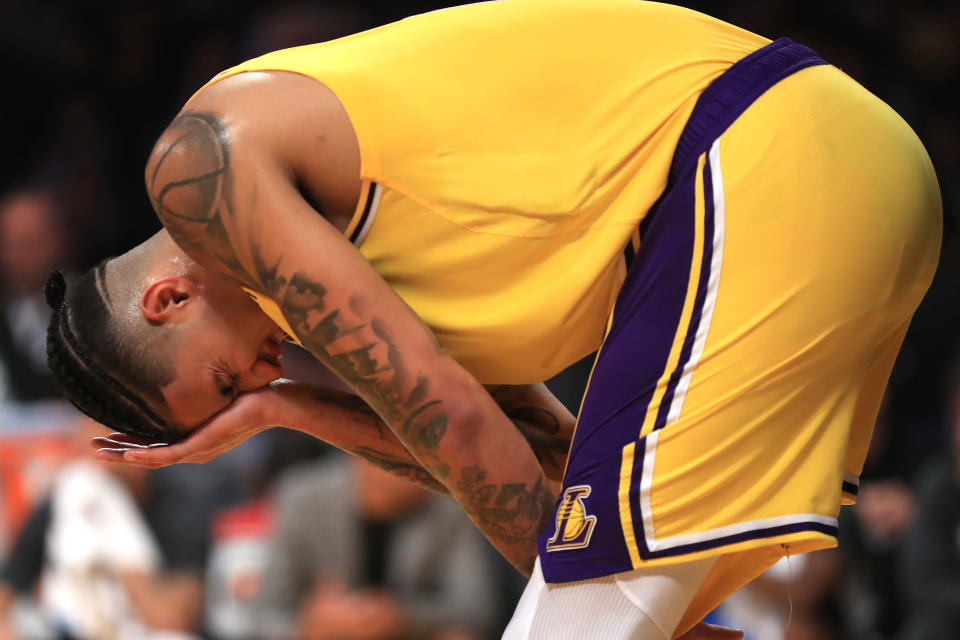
[205, 498, 275, 640]
[714, 550, 844, 640]
[0, 417, 212, 639]
[836, 487, 913, 640]
[830, 403, 916, 640]
[254, 453, 498, 640]
[0, 188, 69, 402]
[897, 361, 960, 640]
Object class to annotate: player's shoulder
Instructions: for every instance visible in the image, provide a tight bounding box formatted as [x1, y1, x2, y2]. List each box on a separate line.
[149, 71, 360, 228]
[184, 71, 353, 152]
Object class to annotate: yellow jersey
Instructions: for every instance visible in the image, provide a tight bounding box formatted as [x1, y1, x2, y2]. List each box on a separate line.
[206, 0, 768, 383]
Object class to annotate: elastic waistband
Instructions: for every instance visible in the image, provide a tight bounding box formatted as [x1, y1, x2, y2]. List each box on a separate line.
[668, 38, 827, 183]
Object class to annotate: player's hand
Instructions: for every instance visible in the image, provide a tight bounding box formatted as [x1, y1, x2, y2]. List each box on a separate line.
[92, 384, 281, 468]
[676, 622, 744, 640]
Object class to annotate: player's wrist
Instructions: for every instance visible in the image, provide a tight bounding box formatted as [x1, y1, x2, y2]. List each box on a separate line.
[255, 378, 304, 428]
[260, 378, 343, 431]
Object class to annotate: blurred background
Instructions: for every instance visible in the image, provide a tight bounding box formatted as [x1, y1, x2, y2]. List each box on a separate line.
[0, 1, 956, 639]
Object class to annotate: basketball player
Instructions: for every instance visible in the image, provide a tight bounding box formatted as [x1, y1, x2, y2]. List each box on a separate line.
[45, 1, 941, 638]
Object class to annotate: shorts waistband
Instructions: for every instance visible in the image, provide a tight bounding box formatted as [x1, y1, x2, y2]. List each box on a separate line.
[668, 38, 827, 183]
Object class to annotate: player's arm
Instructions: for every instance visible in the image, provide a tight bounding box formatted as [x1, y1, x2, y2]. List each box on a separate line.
[237, 381, 574, 493]
[271, 380, 575, 490]
[98, 379, 572, 497]
[141, 106, 553, 577]
[290, 381, 575, 488]
[95, 379, 453, 495]
[486, 383, 575, 483]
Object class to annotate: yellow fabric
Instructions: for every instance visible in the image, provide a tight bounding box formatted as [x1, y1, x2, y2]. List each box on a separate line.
[200, 0, 768, 383]
[208, 5, 944, 628]
[595, 65, 939, 634]
[242, 288, 300, 346]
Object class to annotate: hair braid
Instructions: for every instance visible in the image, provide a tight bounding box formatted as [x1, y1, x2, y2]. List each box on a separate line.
[45, 270, 181, 442]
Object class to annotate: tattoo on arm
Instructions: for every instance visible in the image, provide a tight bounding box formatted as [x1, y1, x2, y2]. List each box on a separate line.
[147, 110, 455, 491]
[147, 112, 556, 570]
[253, 245, 453, 475]
[306, 387, 450, 491]
[488, 385, 572, 479]
[351, 447, 449, 495]
[458, 465, 555, 569]
[504, 406, 570, 474]
[309, 387, 386, 438]
[146, 111, 255, 282]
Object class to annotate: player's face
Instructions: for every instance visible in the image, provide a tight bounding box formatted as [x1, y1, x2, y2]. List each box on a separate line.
[160, 281, 288, 431]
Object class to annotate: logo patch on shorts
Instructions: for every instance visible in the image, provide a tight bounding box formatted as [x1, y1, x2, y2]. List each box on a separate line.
[545, 485, 597, 551]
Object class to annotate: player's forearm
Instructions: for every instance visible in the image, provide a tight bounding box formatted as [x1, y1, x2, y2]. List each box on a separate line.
[269, 380, 449, 494]
[270, 369, 554, 574]
[487, 383, 575, 483]
[285, 373, 556, 575]
[270, 380, 574, 498]
[383, 368, 555, 576]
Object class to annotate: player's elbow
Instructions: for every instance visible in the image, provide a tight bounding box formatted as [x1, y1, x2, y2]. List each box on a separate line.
[416, 360, 489, 459]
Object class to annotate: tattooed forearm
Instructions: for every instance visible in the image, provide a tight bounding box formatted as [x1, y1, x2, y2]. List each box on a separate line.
[488, 385, 574, 482]
[458, 465, 555, 570]
[309, 386, 386, 438]
[351, 446, 449, 495]
[146, 111, 255, 282]
[253, 245, 451, 473]
[505, 406, 569, 477]
[146, 106, 556, 575]
[402, 400, 447, 447]
[292, 383, 448, 492]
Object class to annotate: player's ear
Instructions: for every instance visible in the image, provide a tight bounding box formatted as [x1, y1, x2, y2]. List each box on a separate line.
[141, 276, 199, 324]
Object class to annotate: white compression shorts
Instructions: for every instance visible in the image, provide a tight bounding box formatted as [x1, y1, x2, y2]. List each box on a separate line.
[502, 556, 716, 640]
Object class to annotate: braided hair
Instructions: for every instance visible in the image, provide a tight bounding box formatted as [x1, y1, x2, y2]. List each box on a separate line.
[45, 266, 182, 442]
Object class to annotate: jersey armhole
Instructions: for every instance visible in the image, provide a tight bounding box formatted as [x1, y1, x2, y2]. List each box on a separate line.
[344, 181, 383, 247]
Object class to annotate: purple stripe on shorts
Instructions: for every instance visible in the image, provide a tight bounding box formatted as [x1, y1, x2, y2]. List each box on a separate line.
[653, 155, 716, 430]
[565, 173, 698, 462]
[668, 39, 825, 184]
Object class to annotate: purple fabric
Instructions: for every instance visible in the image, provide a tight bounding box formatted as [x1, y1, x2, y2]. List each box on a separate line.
[652, 157, 716, 431]
[668, 38, 825, 184]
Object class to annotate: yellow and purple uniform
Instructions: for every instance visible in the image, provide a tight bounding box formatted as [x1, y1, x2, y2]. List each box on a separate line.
[202, 0, 941, 632]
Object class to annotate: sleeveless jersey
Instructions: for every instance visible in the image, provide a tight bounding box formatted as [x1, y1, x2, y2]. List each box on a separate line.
[203, 0, 768, 383]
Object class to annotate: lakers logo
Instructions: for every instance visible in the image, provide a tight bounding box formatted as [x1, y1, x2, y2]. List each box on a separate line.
[545, 485, 597, 551]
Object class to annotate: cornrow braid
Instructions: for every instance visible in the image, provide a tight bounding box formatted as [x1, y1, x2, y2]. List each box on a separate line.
[45, 268, 181, 443]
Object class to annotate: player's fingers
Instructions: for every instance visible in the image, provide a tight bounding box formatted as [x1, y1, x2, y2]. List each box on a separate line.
[94, 447, 130, 463]
[91, 436, 169, 450]
[94, 447, 177, 469]
[120, 444, 193, 467]
[121, 424, 225, 466]
[90, 433, 147, 448]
